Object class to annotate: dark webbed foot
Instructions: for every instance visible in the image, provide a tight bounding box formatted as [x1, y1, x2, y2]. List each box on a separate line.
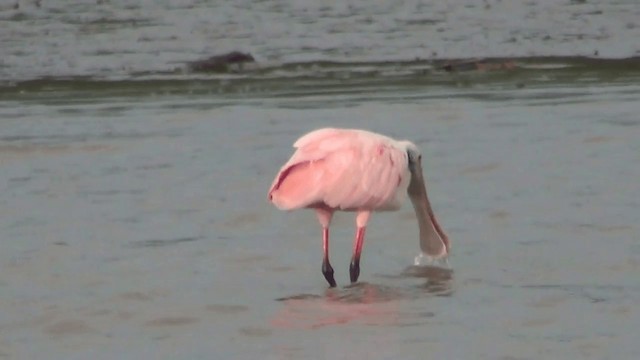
[349, 258, 360, 283]
[322, 259, 337, 287]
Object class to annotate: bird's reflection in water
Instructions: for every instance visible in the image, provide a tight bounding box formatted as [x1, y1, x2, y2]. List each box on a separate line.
[271, 265, 453, 329]
[399, 265, 454, 297]
[271, 283, 400, 329]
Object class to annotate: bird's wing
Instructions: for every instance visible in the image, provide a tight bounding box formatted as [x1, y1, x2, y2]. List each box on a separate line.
[269, 129, 408, 211]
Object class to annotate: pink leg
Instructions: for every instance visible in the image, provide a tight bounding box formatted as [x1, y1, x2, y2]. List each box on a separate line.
[350, 211, 371, 283]
[349, 227, 366, 283]
[316, 207, 336, 287]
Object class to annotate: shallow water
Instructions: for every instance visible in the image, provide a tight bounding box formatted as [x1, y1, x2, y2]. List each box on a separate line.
[1, 1, 640, 360]
[2, 87, 639, 359]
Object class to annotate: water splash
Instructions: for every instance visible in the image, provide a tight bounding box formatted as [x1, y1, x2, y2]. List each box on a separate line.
[414, 252, 451, 268]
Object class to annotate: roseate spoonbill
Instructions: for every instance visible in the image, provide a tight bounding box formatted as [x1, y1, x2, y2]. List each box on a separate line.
[268, 128, 450, 287]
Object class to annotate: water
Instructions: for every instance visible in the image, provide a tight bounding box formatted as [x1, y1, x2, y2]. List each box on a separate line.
[1, 1, 640, 359]
[2, 0, 640, 81]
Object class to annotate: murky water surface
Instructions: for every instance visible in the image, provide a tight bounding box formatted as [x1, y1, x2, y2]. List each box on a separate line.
[2, 0, 640, 80]
[1, 1, 640, 359]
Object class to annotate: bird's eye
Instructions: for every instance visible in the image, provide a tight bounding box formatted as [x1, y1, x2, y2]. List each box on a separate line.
[418, 155, 422, 161]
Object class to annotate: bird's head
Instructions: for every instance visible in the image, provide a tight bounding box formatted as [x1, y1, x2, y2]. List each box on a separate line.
[397, 140, 450, 260]
[397, 140, 422, 170]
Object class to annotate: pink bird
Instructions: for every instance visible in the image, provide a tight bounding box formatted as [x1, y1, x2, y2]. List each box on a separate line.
[268, 128, 450, 287]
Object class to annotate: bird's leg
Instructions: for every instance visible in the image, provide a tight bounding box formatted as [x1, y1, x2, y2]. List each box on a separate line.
[349, 227, 365, 283]
[350, 211, 371, 284]
[316, 208, 336, 288]
[322, 227, 336, 287]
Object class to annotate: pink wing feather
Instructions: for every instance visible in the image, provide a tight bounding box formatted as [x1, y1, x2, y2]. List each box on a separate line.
[268, 128, 409, 211]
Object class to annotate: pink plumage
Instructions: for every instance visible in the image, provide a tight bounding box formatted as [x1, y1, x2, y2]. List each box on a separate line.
[269, 128, 409, 212]
[268, 128, 450, 287]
